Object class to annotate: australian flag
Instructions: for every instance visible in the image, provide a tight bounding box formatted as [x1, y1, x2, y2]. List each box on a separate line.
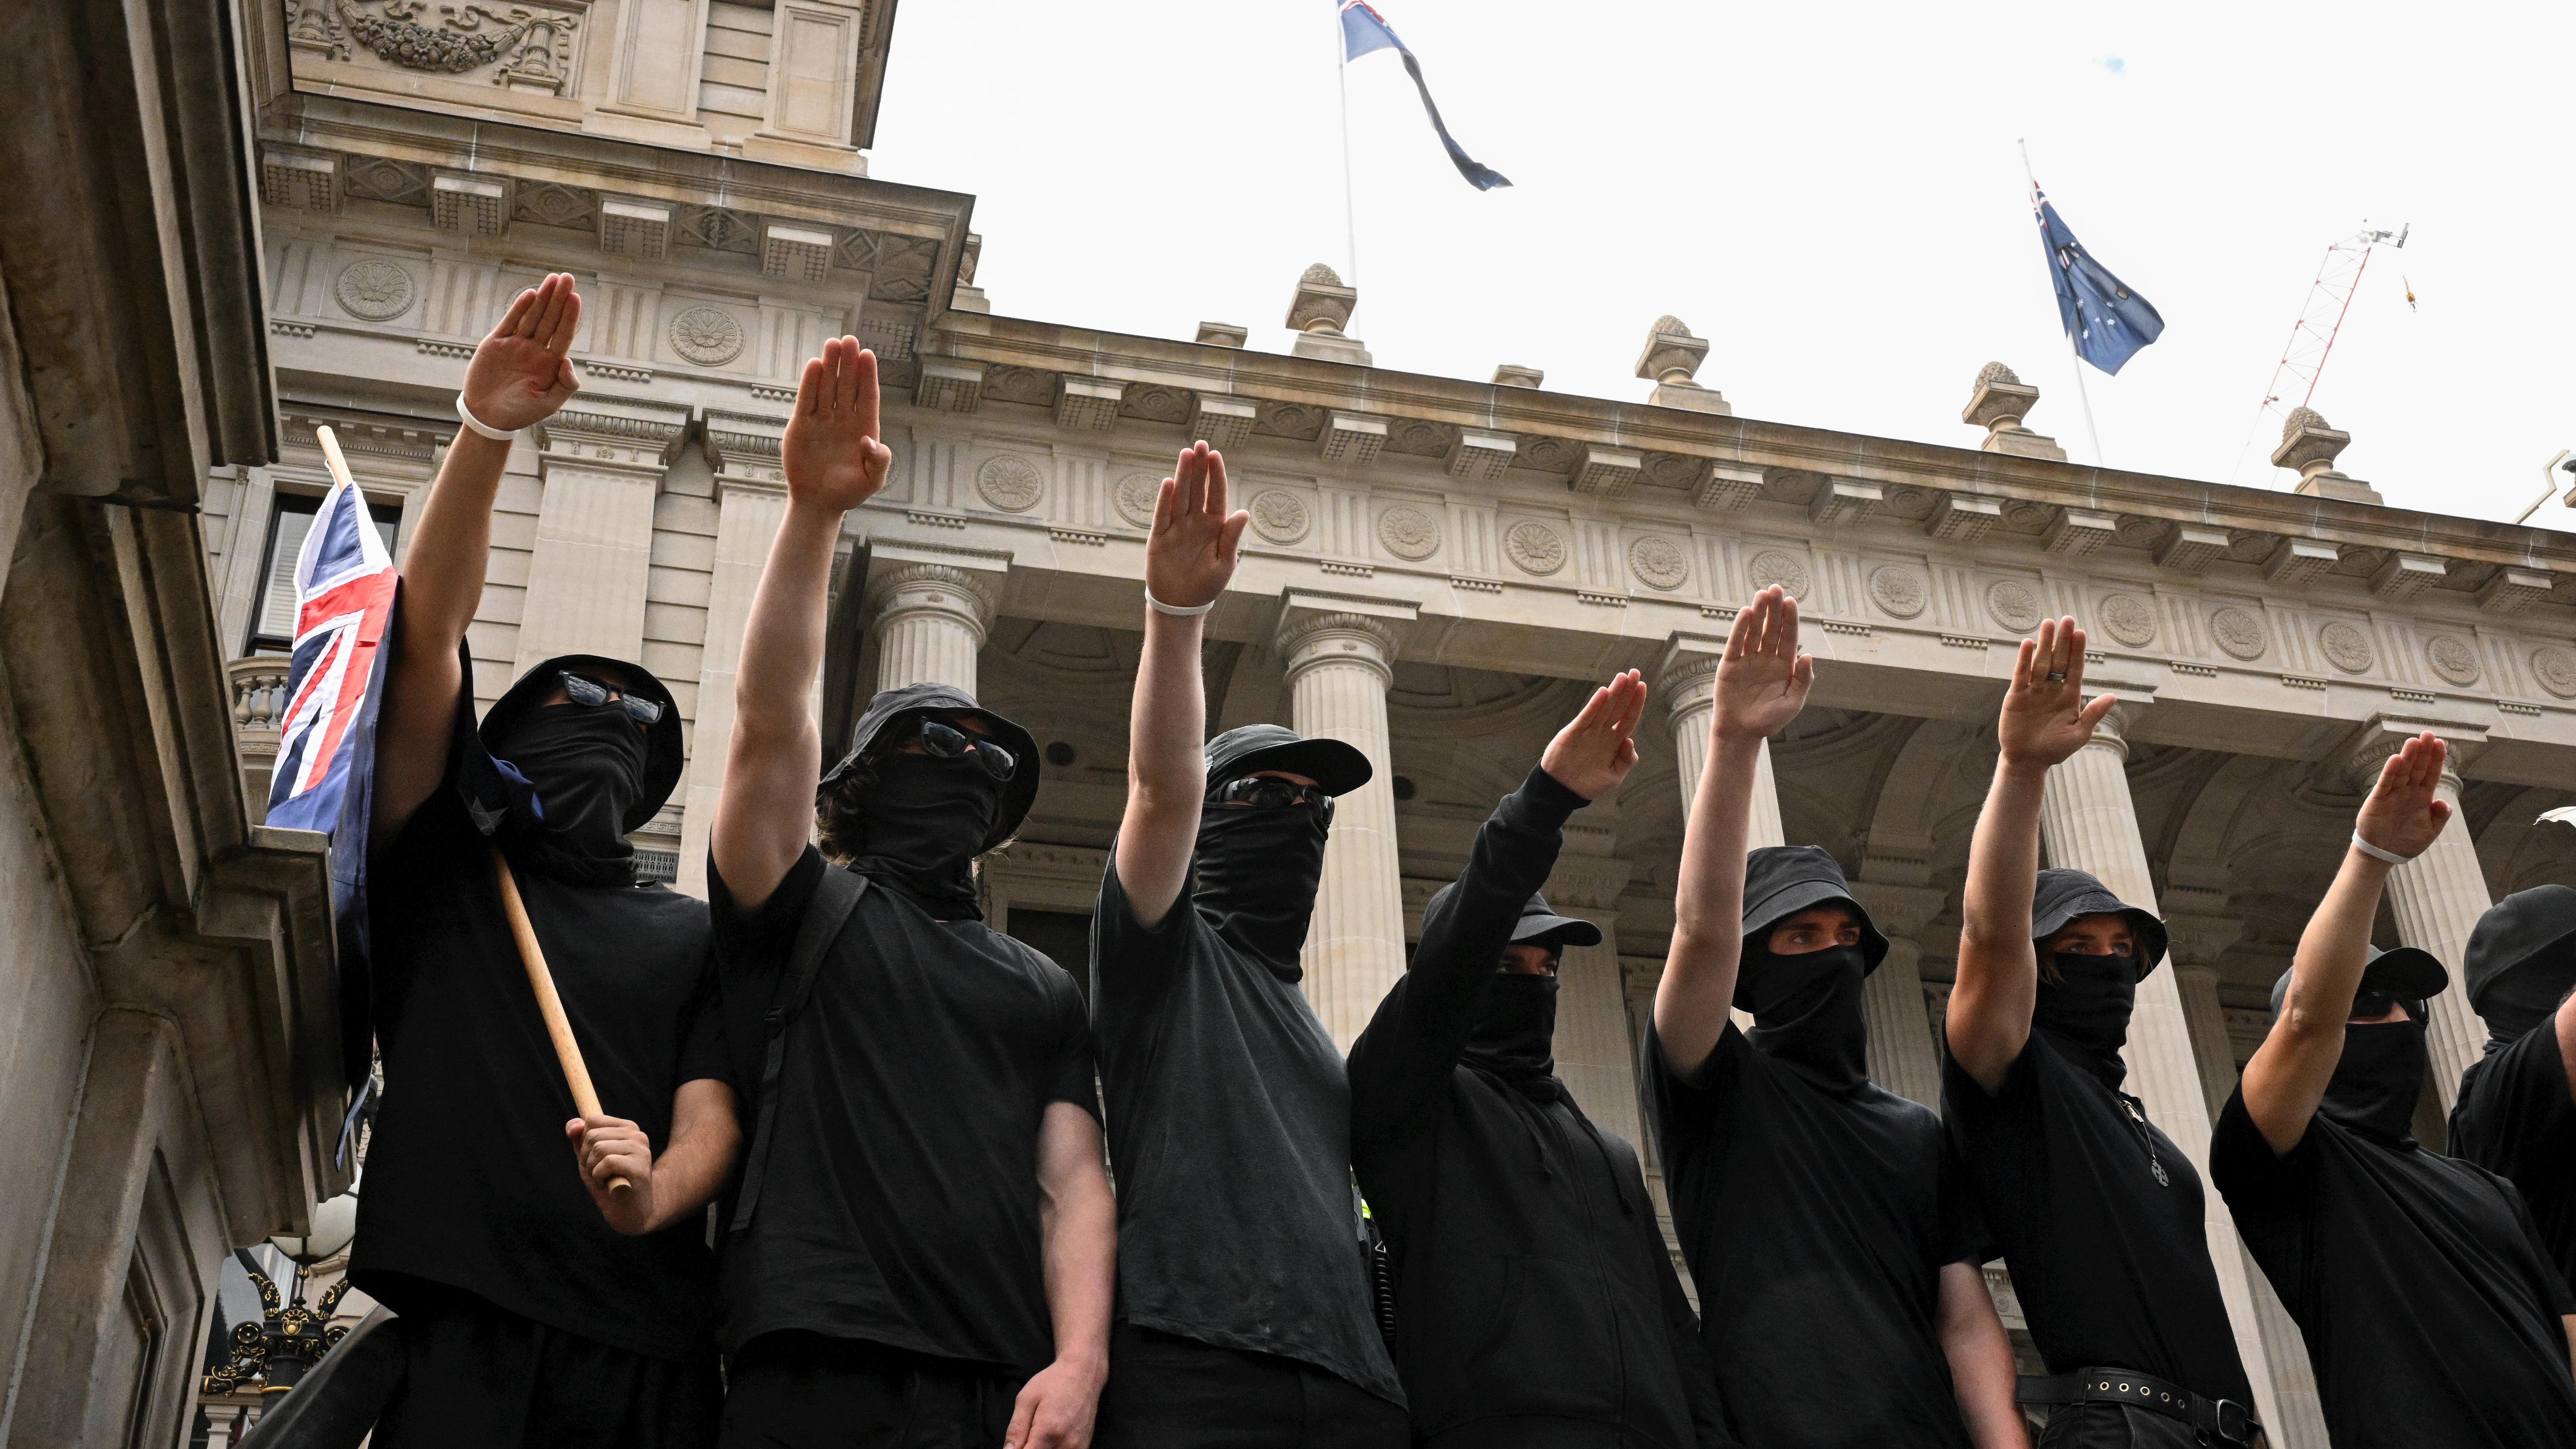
[1340, 1, 1510, 191]
[2034, 184, 2165, 375]
[263, 431, 399, 1110]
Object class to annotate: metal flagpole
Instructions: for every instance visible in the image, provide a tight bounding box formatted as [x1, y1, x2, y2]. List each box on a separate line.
[2021, 140, 2104, 467]
[1336, 2, 1359, 285]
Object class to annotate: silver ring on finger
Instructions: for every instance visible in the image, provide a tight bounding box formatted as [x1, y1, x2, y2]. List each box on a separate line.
[2046, 671, 2067, 682]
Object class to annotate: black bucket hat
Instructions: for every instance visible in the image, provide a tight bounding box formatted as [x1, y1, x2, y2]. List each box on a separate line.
[1736, 845, 1889, 1006]
[480, 654, 685, 832]
[821, 681, 1042, 852]
[2031, 867, 2169, 979]
[2269, 942, 2450, 1016]
[2464, 885, 2576, 1040]
[1204, 723, 1372, 797]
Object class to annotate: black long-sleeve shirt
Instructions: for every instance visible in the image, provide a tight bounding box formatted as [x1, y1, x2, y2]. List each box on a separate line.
[1348, 767, 1734, 1448]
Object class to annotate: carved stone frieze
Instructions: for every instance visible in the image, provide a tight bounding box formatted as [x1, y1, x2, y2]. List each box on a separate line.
[975, 455, 1045, 513]
[1504, 521, 1567, 576]
[1628, 535, 1689, 591]
[1112, 471, 1162, 528]
[2318, 621, 2375, 674]
[1249, 490, 1310, 544]
[2425, 634, 2483, 686]
[667, 306, 745, 367]
[2209, 607, 2268, 660]
[1746, 549, 1810, 600]
[287, 0, 585, 95]
[1868, 566, 1926, 619]
[2530, 648, 2576, 699]
[333, 258, 415, 320]
[1376, 506, 1441, 560]
[1984, 579, 2041, 633]
[2096, 593, 2156, 647]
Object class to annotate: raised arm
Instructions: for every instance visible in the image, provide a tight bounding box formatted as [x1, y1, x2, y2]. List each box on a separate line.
[373, 274, 583, 842]
[2240, 733, 2448, 1153]
[1112, 443, 1247, 929]
[1010, 1100, 1116, 1449]
[1655, 586, 1812, 1077]
[710, 338, 892, 910]
[1348, 673, 1645, 1142]
[1946, 618, 2116, 1092]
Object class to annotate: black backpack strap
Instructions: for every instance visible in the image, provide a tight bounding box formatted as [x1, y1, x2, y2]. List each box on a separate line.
[729, 864, 866, 1237]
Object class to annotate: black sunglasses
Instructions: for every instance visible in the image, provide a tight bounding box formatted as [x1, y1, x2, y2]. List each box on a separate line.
[900, 719, 1018, 781]
[1216, 775, 1334, 821]
[559, 671, 664, 724]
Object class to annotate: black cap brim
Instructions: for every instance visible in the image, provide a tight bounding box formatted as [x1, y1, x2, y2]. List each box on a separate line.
[1512, 909, 1603, 949]
[2270, 944, 2451, 1016]
[1205, 724, 1373, 798]
[2032, 868, 2168, 979]
[480, 654, 684, 832]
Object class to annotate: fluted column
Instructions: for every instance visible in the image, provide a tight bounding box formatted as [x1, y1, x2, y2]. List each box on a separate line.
[2346, 722, 2492, 1108]
[1850, 880, 1946, 1109]
[1281, 611, 1407, 1049]
[515, 397, 691, 672]
[676, 416, 792, 897]
[868, 562, 995, 694]
[2037, 706, 2280, 1430]
[1658, 645, 1782, 848]
[2174, 955, 2327, 1449]
[1546, 854, 1642, 1149]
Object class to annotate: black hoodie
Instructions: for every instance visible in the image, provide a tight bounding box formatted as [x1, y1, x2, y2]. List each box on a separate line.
[1348, 768, 1734, 1448]
[2450, 885, 2576, 1295]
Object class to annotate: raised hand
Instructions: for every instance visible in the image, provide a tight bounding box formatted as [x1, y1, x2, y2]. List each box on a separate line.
[1712, 585, 1813, 743]
[461, 273, 583, 432]
[565, 1114, 655, 1235]
[1142, 442, 1247, 610]
[782, 336, 893, 514]
[2355, 732, 2451, 861]
[1540, 670, 1648, 801]
[1998, 617, 2116, 770]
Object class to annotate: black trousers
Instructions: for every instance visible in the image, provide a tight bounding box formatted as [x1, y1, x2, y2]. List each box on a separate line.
[370, 1289, 720, 1449]
[719, 1332, 1019, 1449]
[1092, 1323, 1408, 1449]
[1418, 1421, 1635, 1449]
[2039, 1401, 2248, 1448]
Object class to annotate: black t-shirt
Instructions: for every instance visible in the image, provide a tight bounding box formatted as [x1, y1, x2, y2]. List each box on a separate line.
[708, 847, 1099, 1377]
[1940, 1029, 2253, 1403]
[1090, 852, 1404, 1404]
[2213, 1090, 2576, 1446]
[2451, 1023, 2576, 1294]
[350, 710, 725, 1362]
[1646, 1020, 1982, 1449]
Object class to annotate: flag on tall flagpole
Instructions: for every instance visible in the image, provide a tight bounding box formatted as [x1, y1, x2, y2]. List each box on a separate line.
[1339, 1, 1510, 192]
[2032, 183, 2165, 375]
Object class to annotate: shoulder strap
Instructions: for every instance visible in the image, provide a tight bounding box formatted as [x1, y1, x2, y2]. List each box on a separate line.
[729, 864, 867, 1237]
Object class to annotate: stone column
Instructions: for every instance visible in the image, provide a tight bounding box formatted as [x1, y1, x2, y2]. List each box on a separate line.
[2036, 706, 2280, 1430]
[1546, 853, 1644, 1150]
[2346, 720, 2493, 1109]
[1849, 880, 1946, 1109]
[1280, 610, 1408, 1049]
[676, 414, 790, 898]
[1658, 638, 1782, 846]
[868, 561, 996, 695]
[515, 396, 690, 672]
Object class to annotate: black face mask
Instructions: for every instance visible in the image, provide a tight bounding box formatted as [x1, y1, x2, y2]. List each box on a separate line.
[2323, 1016, 2429, 1146]
[1463, 971, 1560, 1099]
[1744, 943, 1870, 1092]
[1193, 796, 1331, 981]
[2478, 963, 2573, 1046]
[496, 705, 648, 886]
[845, 753, 1002, 920]
[2034, 952, 2139, 1091]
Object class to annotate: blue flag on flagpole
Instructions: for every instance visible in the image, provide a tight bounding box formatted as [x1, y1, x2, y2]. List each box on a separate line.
[2033, 184, 2164, 375]
[1339, 1, 1510, 191]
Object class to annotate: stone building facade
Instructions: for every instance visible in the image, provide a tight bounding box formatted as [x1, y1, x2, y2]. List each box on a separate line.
[206, 2, 2576, 1446]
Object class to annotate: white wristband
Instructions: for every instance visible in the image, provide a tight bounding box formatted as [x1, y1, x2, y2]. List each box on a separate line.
[1144, 588, 1216, 617]
[2350, 831, 2412, 865]
[455, 394, 521, 442]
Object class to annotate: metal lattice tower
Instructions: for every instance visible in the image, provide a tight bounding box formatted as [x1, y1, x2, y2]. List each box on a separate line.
[2229, 222, 2407, 484]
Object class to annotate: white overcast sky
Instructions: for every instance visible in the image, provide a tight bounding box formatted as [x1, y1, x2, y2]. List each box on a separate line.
[874, 1, 2574, 526]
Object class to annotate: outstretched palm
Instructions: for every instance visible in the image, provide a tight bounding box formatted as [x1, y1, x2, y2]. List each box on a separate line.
[782, 337, 892, 513]
[461, 273, 583, 432]
[1999, 617, 2116, 768]
[2355, 733, 2452, 859]
[1540, 670, 1648, 801]
[1142, 442, 1247, 610]
[1712, 586, 1812, 742]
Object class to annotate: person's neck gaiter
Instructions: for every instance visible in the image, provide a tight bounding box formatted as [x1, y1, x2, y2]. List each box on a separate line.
[846, 755, 1001, 920]
[1744, 943, 1871, 1092]
[495, 706, 647, 887]
[1192, 800, 1330, 981]
[2478, 965, 2567, 1047]
[1463, 972, 1561, 1100]
[2322, 1017, 2430, 1145]
[2033, 952, 2139, 1090]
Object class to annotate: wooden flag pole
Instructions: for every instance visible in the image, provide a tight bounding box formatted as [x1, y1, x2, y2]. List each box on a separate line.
[314, 424, 359, 494]
[491, 845, 631, 1194]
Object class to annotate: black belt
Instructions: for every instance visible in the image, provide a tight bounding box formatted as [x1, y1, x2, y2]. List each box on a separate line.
[2018, 1368, 2259, 1445]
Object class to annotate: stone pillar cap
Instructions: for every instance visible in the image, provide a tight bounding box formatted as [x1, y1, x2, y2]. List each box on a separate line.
[1634, 315, 1709, 385]
[2270, 406, 2353, 475]
[1492, 363, 1545, 388]
[1287, 263, 1357, 334]
[1195, 321, 1249, 347]
[1961, 361, 2042, 429]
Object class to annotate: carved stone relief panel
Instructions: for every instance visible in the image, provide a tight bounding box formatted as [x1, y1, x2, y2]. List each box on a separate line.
[2530, 647, 2576, 699]
[1249, 489, 1311, 544]
[1867, 564, 1927, 619]
[285, 0, 590, 97]
[2317, 620, 2375, 674]
[1504, 520, 1568, 577]
[1376, 505, 1442, 561]
[1112, 470, 1162, 529]
[2095, 592, 2157, 648]
[2208, 605, 2268, 661]
[1745, 548, 1810, 600]
[2425, 633, 2483, 686]
[666, 304, 746, 367]
[1628, 534, 1691, 591]
[332, 257, 417, 321]
[1984, 577, 2042, 634]
[975, 455, 1046, 513]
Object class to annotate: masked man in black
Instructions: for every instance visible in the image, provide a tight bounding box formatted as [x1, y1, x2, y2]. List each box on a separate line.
[1644, 587, 2024, 1449]
[1941, 619, 2260, 1448]
[356, 274, 738, 1447]
[2449, 883, 2576, 1296]
[2213, 731, 2576, 1446]
[1347, 671, 1735, 1449]
[1087, 443, 1407, 1446]
[705, 337, 1114, 1449]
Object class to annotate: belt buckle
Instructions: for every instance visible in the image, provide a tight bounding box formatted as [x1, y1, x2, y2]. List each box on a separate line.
[2213, 1398, 2252, 1444]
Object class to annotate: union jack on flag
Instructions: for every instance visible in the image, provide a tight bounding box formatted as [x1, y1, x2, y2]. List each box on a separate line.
[265, 441, 398, 837]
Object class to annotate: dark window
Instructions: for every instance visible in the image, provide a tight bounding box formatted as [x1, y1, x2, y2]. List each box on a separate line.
[1007, 908, 1095, 993]
[248, 491, 402, 655]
